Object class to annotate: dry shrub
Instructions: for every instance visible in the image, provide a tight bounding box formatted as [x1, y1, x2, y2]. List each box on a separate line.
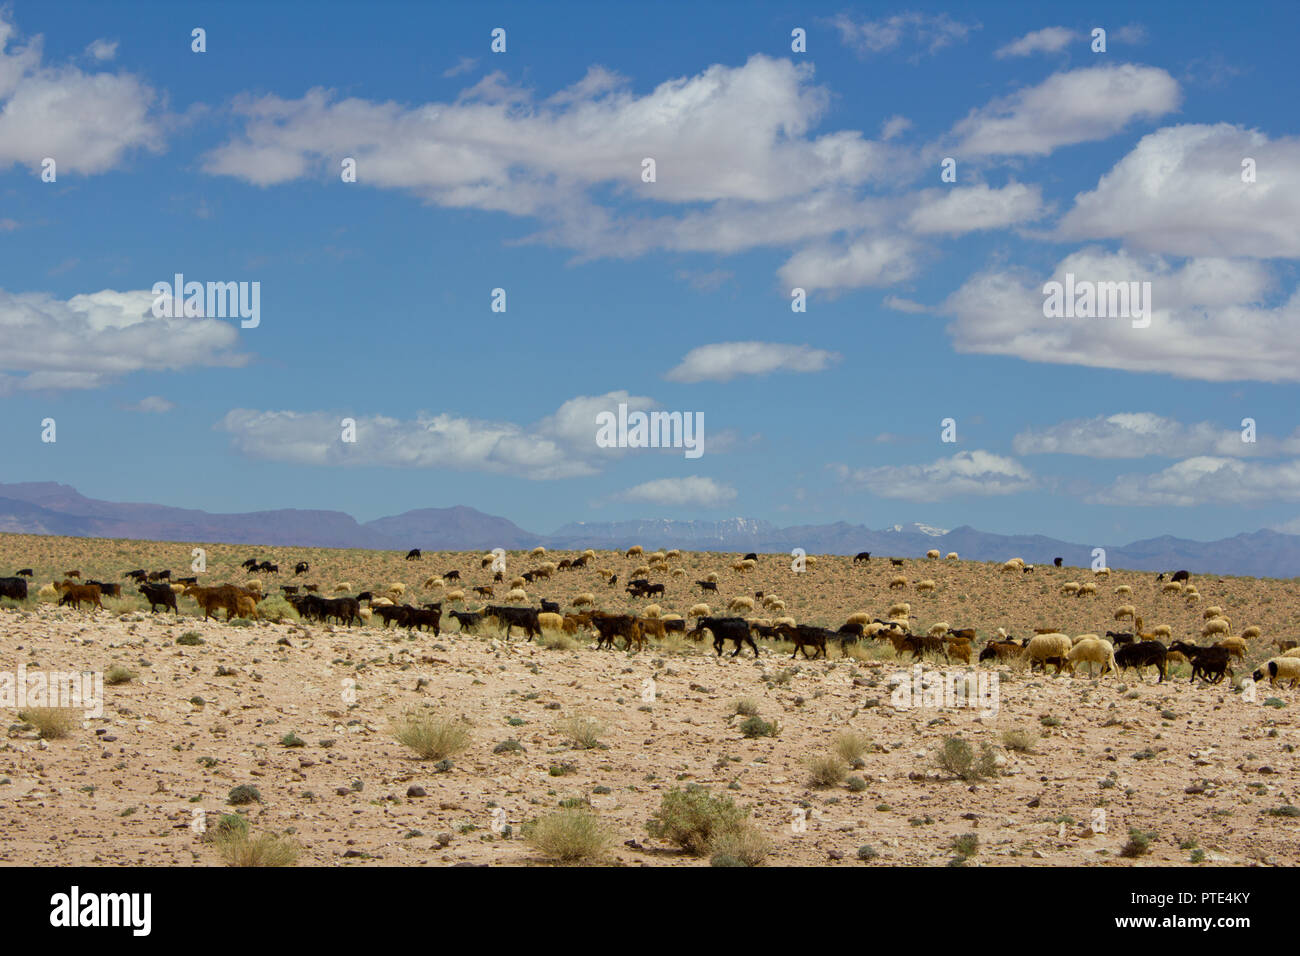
[525, 810, 613, 862]
[392, 711, 473, 760]
[19, 707, 79, 739]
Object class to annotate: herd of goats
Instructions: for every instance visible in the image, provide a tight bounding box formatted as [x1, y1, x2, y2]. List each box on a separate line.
[3, 544, 1300, 690]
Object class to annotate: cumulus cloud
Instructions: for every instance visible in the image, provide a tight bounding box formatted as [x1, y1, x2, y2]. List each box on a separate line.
[1056, 124, 1300, 259]
[0, 287, 249, 394]
[216, 391, 704, 479]
[778, 235, 920, 293]
[665, 342, 840, 383]
[85, 38, 118, 61]
[942, 247, 1300, 382]
[1014, 412, 1300, 458]
[616, 476, 737, 507]
[1093, 457, 1300, 506]
[834, 450, 1034, 501]
[994, 26, 1077, 58]
[831, 12, 979, 57]
[949, 64, 1180, 157]
[0, 13, 160, 174]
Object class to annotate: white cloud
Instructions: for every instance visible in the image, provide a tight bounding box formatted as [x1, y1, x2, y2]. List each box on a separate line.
[665, 342, 840, 383]
[906, 182, 1045, 235]
[85, 38, 118, 61]
[1094, 457, 1300, 506]
[204, 56, 887, 207]
[994, 27, 1077, 58]
[0, 287, 248, 394]
[1013, 412, 1300, 458]
[831, 12, 979, 57]
[942, 247, 1300, 382]
[617, 476, 737, 508]
[217, 391, 693, 479]
[123, 395, 175, 413]
[0, 13, 159, 174]
[778, 235, 920, 293]
[1056, 124, 1300, 259]
[949, 64, 1180, 157]
[881, 115, 912, 140]
[835, 450, 1034, 501]
[882, 295, 930, 314]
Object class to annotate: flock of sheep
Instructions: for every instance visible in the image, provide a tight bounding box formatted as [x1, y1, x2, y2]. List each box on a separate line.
[4, 544, 1298, 692]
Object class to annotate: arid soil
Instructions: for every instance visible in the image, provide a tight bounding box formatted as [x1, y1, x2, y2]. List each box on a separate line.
[1, 533, 1298, 866]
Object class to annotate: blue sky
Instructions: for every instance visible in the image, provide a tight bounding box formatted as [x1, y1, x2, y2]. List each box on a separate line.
[2, 0, 1299, 543]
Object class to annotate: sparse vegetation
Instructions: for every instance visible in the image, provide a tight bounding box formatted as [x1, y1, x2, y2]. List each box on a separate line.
[392, 712, 473, 761]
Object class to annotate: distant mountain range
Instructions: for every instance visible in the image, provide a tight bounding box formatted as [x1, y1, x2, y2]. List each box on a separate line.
[0, 481, 1297, 578]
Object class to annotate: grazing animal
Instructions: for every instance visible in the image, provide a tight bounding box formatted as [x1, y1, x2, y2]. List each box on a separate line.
[1168, 641, 1231, 684]
[406, 549, 421, 560]
[1066, 637, 1118, 678]
[450, 610, 484, 633]
[0, 577, 30, 601]
[776, 622, 832, 660]
[1171, 569, 1190, 583]
[696, 580, 718, 593]
[444, 570, 461, 582]
[688, 616, 759, 658]
[1253, 658, 1300, 688]
[889, 558, 904, 567]
[591, 613, 644, 651]
[1114, 641, 1168, 682]
[978, 639, 1023, 663]
[294, 562, 309, 575]
[1053, 557, 1063, 568]
[56, 582, 103, 611]
[853, 552, 871, 564]
[138, 583, 178, 614]
[484, 605, 542, 640]
[15, 568, 33, 577]
[888, 575, 907, 590]
[1025, 633, 1072, 675]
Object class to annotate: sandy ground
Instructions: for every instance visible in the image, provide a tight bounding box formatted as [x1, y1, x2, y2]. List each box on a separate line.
[1, 535, 1298, 866]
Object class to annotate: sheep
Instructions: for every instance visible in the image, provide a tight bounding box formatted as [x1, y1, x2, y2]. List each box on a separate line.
[727, 596, 755, 613]
[887, 602, 911, 618]
[741, 558, 757, 572]
[334, 582, 352, 593]
[671, 568, 686, 578]
[687, 603, 711, 619]
[1001, 560, 1021, 573]
[1214, 636, 1247, 660]
[1070, 631, 1103, 646]
[845, 612, 871, 629]
[1078, 582, 1098, 596]
[945, 552, 958, 560]
[371, 596, 394, 607]
[1113, 605, 1136, 623]
[1252, 658, 1300, 688]
[509, 576, 526, 589]
[529, 546, 546, 558]
[888, 576, 908, 590]
[1240, 625, 1261, 641]
[631, 565, 651, 579]
[1203, 606, 1224, 620]
[1006, 557, 1025, 567]
[926, 549, 940, 560]
[665, 549, 681, 560]
[1284, 647, 1300, 659]
[772, 616, 796, 628]
[537, 611, 564, 632]
[928, 622, 951, 638]
[1161, 581, 1184, 594]
[1114, 585, 1132, 596]
[444, 589, 465, 603]
[626, 546, 643, 558]
[705, 572, 719, 584]
[1201, 618, 1230, 639]
[1061, 582, 1080, 595]
[648, 551, 666, 563]
[423, 576, 444, 589]
[804, 556, 817, 570]
[1094, 567, 1110, 577]
[1066, 636, 1118, 678]
[765, 599, 786, 612]
[915, 579, 937, 594]
[1025, 633, 1072, 675]
[572, 592, 595, 608]
[643, 604, 662, 619]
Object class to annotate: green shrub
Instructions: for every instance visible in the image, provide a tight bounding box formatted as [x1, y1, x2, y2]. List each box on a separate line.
[392, 711, 473, 760]
[525, 810, 613, 862]
[646, 786, 750, 856]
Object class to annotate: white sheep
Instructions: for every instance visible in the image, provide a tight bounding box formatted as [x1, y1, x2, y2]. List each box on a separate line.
[1093, 567, 1110, 577]
[888, 576, 908, 590]
[530, 546, 546, 558]
[705, 572, 719, 584]
[626, 545, 643, 558]
[1241, 625, 1261, 641]
[1061, 582, 1080, 595]
[1025, 633, 1072, 675]
[915, 580, 937, 594]
[1067, 636, 1118, 677]
[888, 602, 911, 618]
[1114, 585, 1132, 596]
[506, 588, 527, 603]
[728, 596, 755, 613]
[1201, 618, 1230, 639]
[765, 599, 787, 612]
[845, 612, 871, 628]
[334, 582, 352, 593]
[687, 603, 710, 618]
[423, 576, 444, 589]
[1254, 657, 1300, 688]
[445, 588, 465, 603]
[572, 592, 595, 607]
[1203, 606, 1224, 620]
[643, 603, 662, 619]
[928, 622, 951, 638]
[1113, 605, 1136, 622]
[1161, 581, 1184, 594]
[1078, 582, 1098, 596]
[945, 552, 958, 560]
[538, 611, 564, 632]
[926, 549, 940, 560]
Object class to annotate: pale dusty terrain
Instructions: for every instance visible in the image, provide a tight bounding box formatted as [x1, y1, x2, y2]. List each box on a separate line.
[1, 533, 1298, 866]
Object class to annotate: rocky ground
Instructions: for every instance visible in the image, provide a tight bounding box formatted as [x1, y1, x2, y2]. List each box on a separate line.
[1, 534, 1298, 866]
